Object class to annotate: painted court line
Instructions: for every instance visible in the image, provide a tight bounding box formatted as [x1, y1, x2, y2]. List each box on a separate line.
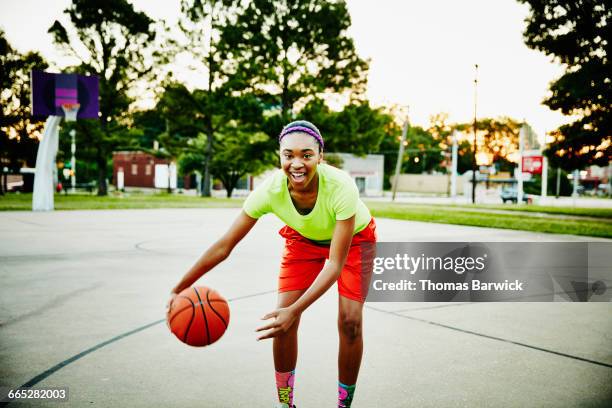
[1, 290, 276, 406]
[366, 304, 612, 369]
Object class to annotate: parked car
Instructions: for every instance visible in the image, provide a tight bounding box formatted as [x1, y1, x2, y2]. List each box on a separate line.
[500, 187, 529, 203]
[596, 183, 610, 196]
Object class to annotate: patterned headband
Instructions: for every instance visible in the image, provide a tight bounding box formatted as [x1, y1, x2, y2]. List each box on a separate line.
[278, 124, 324, 150]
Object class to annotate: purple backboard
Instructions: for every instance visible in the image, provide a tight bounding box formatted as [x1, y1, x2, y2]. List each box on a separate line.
[31, 71, 99, 119]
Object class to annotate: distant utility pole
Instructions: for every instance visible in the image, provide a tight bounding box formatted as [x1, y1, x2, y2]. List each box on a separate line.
[517, 124, 525, 205]
[608, 162, 612, 198]
[165, 119, 172, 194]
[556, 167, 561, 198]
[450, 130, 458, 198]
[471, 64, 478, 204]
[392, 107, 409, 202]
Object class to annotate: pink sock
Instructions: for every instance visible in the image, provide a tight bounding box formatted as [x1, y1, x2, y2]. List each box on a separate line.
[275, 369, 295, 406]
[338, 382, 356, 407]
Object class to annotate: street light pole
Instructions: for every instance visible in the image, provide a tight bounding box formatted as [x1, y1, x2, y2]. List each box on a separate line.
[392, 107, 409, 202]
[471, 64, 478, 204]
[70, 129, 76, 192]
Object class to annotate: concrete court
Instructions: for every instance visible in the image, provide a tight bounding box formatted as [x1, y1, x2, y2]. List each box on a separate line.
[0, 208, 611, 408]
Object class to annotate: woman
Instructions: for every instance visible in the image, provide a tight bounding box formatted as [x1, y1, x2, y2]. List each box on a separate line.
[167, 120, 376, 408]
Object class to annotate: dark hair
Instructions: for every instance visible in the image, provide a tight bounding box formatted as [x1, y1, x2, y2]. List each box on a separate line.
[278, 120, 324, 151]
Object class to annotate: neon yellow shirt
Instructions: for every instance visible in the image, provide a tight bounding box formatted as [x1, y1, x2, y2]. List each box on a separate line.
[243, 164, 371, 242]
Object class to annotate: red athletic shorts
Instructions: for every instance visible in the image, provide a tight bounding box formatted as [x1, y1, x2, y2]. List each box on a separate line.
[278, 218, 377, 303]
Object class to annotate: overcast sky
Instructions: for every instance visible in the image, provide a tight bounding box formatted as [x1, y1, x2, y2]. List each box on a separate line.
[1, 0, 568, 139]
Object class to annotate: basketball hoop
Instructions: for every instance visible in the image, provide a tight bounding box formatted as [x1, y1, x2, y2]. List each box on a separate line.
[61, 103, 80, 122]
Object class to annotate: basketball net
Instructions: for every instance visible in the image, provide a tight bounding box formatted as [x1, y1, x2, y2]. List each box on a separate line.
[61, 103, 80, 122]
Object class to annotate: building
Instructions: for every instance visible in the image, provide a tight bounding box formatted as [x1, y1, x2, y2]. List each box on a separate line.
[112, 151, 180, 189]
[580, 164, 611, 195]
[334, 153, 384, 196]
[250, 153, 385, 197]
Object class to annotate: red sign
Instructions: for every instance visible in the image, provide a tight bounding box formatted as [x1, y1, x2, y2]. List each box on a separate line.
[522, 156, 543, 174]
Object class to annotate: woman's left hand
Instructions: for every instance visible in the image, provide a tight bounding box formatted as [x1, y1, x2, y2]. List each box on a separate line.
[256, 307, 299, 341]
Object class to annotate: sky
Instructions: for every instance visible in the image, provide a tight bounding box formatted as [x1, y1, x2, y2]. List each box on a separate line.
[0, 0, 568, 141]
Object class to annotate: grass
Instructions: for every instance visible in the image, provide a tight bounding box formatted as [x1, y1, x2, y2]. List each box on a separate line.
[0, 192, 243, 211]
[458, 203, 612, 219]
[366, 202, 612, 238]
[2, 192, 611, 238]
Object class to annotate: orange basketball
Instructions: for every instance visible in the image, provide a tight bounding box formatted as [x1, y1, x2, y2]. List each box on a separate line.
[167, 286, 230, 347]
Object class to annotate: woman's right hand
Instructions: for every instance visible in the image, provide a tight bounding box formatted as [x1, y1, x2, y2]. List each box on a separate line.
[166, 291, 178, 316]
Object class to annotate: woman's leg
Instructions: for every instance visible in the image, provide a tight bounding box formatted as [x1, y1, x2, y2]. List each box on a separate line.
[337, 295, 364, 384]
[273, 289, 305, 370]
[273, 289, 305, 407]
[337, 295, 364, 407]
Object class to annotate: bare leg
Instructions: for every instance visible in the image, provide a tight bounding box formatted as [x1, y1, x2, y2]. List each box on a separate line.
[338, 295, 364, 385]
[273, 289, 305, 371]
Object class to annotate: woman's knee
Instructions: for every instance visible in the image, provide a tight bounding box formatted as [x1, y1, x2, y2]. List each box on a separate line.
[338, 312, 362, 341]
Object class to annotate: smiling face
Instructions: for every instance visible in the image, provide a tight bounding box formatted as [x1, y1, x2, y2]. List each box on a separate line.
[279, 132, 323, 191]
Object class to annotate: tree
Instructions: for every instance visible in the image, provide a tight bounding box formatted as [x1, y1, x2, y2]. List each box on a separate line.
[156, 80, 272, 195]
[455, 140, 475, 175]
[130, 109, 166, 151]
[211, 127, 275, 198]
[363, 108, 404, 189]
[295, 98, 405, 187]
[400, 126, 443, 174]
[428, 112, 454, 173]
[519, 0, 611, 170]
[179, 125, 274, 198]
[48, 0, 159, 195]
[524, 170, 573, 197]
[298, 99, 391, 155]
[221, 0, 369, 118]
[428, 113, 453, 149]
[168, 0, 243, 196]
[0, 30, 48, 194]
[454, 117, 522, 171]
[322, 153, 344, 168]
[161, 81, 275, 196]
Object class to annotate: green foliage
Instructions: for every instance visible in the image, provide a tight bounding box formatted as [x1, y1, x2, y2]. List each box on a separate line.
[210, 126, 276, 197]
[0, 30, 48, 185]
[179, 125, 275, 197]
[400, 126, 443, 174]
[323, 153, 344, 168]
[454, 117, 522, 166]
[299, 99, 391, 155]
[519, 0, 611, 170]
[220, 0, 369, 117]
[130, 109, 166, 151]
[428, 113, 453, 148]
[158, 78, 273, 195]
[157, 81, 264, 142]
[372, 119, 442, 187]
[295, 99, 403, 188]
[455, 140, 474, 175]
[372, 117, 403, 189]
[523, 168, 573, 197]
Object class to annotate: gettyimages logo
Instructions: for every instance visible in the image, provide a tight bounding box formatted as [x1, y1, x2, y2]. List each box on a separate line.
[362, 242, 611, 302]
[373, 252, 487, 275]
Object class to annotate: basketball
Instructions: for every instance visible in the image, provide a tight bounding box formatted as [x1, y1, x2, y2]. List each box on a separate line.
[167, 286, 230, 347]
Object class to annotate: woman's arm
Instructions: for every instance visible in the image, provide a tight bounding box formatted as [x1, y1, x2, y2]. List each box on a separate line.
[167, 211, 257, 306]
[256, 215, 355, 340]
